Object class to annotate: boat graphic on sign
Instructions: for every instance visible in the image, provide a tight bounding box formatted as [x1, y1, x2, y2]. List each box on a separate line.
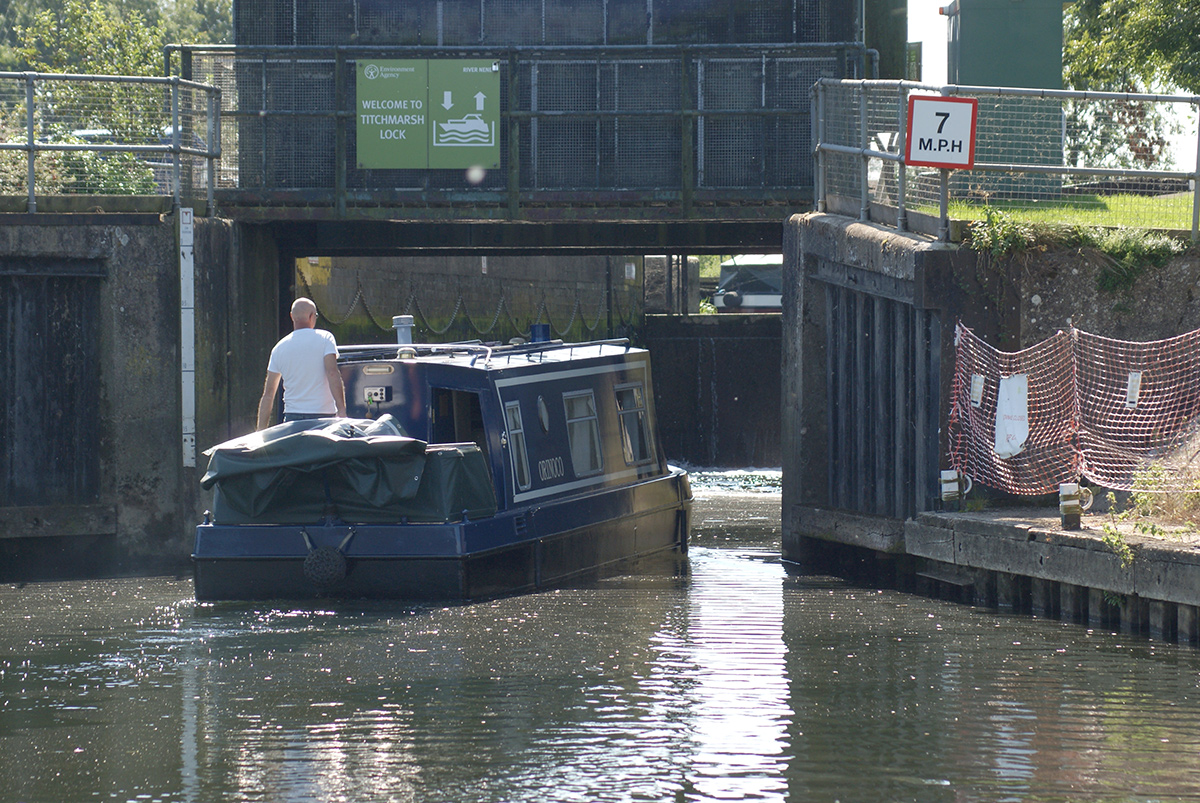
[435, 114, 494, 146]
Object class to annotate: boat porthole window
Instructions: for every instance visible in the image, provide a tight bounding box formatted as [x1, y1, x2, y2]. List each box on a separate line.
[537, 395, 550, 431]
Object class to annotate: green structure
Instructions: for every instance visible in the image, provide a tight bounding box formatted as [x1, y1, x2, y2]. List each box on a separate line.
[944, 0, 1065, 198]
[945, 0, 1064, 90]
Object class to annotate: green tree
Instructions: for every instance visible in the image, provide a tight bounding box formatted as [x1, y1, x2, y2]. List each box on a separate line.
[19, 0, 163, 76]
[1062, 0, 1191, 169]
[1, 0, 232, 72]
[0, 0, 39, 72]
[160, 0, 233, 47]
[1065, 0, 1200, 95]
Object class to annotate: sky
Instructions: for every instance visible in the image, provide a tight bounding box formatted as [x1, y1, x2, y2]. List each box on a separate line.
[908, 0, 948, 84]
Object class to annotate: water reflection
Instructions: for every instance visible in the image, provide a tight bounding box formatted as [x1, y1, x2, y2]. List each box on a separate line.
[4, 473, 1200, 802]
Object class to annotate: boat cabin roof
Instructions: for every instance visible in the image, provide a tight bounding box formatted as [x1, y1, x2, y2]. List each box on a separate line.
[338, 338, 640, 373]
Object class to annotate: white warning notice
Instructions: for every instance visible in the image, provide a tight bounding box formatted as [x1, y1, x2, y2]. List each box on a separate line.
[905, 95, 978, 170]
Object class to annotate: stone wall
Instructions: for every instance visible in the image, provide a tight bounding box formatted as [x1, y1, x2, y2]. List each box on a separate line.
[0, 214, 194, 578]
[296, 253, 643, 345]
[0, 212, 282, 580]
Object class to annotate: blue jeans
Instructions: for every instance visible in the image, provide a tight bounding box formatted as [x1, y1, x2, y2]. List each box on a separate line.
[283, 412, 334, 423]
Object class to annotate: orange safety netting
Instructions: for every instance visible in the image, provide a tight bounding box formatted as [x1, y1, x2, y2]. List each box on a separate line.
[949, 323, 1200, 494]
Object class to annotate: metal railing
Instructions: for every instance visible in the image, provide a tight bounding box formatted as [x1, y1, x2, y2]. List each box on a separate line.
[166, 43, 875, 217]
[813, 79, 1200, 241]
[0, 72, 221, 211]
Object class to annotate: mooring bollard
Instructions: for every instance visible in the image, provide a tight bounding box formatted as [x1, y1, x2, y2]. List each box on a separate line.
[940, 469, 972, 511]
[1059, 482, 1093, 530]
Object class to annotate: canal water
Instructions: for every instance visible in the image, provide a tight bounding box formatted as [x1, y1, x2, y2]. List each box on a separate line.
[4, 470, 1200, 802]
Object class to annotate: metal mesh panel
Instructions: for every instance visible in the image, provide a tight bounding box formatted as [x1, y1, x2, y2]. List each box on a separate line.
[697, 56, 821, 189]
[0, 74, 216, 198]
[820, 82, 862, 202]
[543, 0, 605, 44]
[529, 61, 600, 190]
[605, 0, 650, 44]
[483, 0, 546, 45]
[652, 0, 810, 44]
[257, 58, 336, 189]
[612, 60, 681, 189]
[699, 58, 765, 188]
[767, 58, 828, 187]
[296, 0, 357, 45]
[357, 0, 421, 45]
[232, 0, 844, 47]
[236, 0, 295, 46]
[439, 0, 483, 45]
[0, 80, 26, 193]
[179, 45, 854, 198]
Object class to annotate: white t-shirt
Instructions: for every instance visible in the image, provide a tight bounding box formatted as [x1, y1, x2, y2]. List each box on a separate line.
[266, 328, 339, 415]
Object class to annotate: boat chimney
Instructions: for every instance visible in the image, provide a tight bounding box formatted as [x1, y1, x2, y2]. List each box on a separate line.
[530, 323, 551, 343]
[393, 315, 414, 344]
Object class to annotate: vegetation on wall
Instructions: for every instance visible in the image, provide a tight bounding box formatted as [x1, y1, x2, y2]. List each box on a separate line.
[965, 208, 1189, 293]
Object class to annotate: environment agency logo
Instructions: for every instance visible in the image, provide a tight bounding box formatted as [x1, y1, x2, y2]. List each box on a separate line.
[364, 64, 379, 80]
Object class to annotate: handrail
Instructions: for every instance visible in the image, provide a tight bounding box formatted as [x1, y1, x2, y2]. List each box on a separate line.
[812, 79, 1200, 242]
[1, 72, 221, 212]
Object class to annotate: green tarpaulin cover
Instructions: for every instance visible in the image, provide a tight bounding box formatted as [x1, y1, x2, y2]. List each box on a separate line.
[201, 416, 497, 525]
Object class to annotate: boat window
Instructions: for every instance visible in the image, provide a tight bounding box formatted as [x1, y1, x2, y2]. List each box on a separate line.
[537, 395, 551, 432]
[615, 383, 653, 465]
[430, 388, 489, 459]
[504, 401, 531, 491]
[563, 390, 603, 477]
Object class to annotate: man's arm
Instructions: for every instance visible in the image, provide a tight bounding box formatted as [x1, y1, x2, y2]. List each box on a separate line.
[257, 371, 282, 430]
[324, 353, 347, 417]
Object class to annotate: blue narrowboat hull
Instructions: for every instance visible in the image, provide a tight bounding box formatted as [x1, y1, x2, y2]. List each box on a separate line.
[193, 468, 690, 601]
[194, 339, 690, 601]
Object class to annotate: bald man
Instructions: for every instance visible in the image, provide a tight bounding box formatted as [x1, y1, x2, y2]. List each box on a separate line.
[256, 297, 347, 430]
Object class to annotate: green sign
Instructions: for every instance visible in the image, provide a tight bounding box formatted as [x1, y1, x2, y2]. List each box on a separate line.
[356, 59, 500, 171]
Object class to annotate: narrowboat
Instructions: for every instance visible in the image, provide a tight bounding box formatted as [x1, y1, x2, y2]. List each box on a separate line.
[712, 254, 782, 313]
[192, 334, 691, 601]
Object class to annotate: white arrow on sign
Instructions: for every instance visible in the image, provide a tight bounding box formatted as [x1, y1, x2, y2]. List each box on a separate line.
[442, 91, 453, 110]
[475, 91, 486, 111]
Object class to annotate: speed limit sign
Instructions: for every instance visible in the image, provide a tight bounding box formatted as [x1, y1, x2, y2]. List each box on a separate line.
[905, 95, 978, 170]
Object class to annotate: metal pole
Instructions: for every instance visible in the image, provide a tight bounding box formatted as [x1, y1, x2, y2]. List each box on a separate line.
[938, 168, 950, 242]
[858, 84, 868, 221]
[24, 73, 35, 213]
[814, 81, 825, 213]
[896, 82, 908, 232]
[938, 84, 951, 242]
[1192, 99, 1199, 243]
[171, 77, 181, 209]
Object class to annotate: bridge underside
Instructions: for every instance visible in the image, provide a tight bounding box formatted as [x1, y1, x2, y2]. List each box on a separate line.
[264, 217, 790, 257]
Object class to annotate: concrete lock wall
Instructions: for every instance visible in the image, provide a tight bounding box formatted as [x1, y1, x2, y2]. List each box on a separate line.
[781, 212, 1200, 646]
[781, 213, 997, 559]
[0, 213, 276, 581]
